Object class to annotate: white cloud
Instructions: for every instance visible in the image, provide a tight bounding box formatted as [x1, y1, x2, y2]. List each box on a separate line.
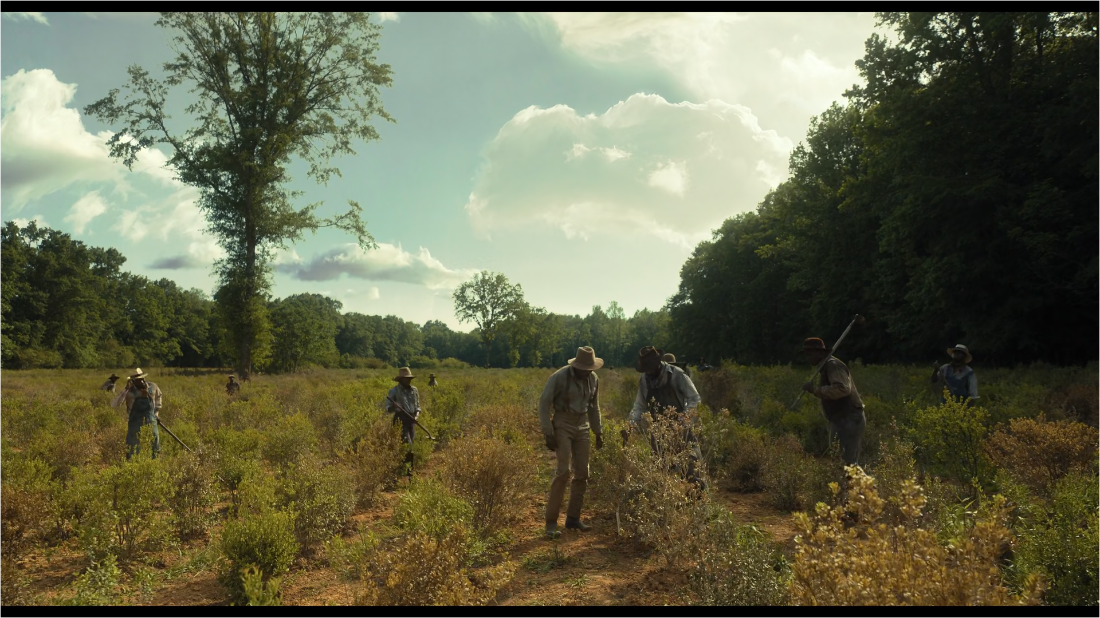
[64, 191, 108, 233]
[1, 69, 126, 209]
[277, 242, 476, 290]
[647, 160, 688, 196]
[2, 12, 48, 25]
[378, 12, 400, 23]
[530, 12, 875, 141]
[464, 93, 790, 247]
[368, 286, 381, 300]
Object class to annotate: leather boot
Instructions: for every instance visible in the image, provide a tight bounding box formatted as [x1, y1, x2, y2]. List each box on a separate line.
[545, 521, 561, 539]
[565, 516, 591, 531]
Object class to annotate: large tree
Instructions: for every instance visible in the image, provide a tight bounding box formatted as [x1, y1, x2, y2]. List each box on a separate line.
[452, 271, 524, 368]
[85, 12, 394, 377]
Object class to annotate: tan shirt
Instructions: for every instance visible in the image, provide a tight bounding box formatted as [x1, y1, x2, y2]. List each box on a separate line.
[112, 381, 163, 415]
[538, 366, 602, 437]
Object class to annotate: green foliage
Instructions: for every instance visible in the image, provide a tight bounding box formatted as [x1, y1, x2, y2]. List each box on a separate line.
[984, 414, 1098, 495]
[340, 414, 405, 507]
[1010, 472, 1099, 606]
[439, 435, 534, 532]
[690, 515, 789, 606]
[58, 555, 125, 606]
[452, 271, 525, 367]
[240, 566, 283, 606]
[394, 478, 474, 540]
[280, 454, 357, 546]
[324, 524, 380, 582]
[262, 412, 319, 468]
[912, 396, 990, 484]
[167, 450, 219, 541]
[267, 294, 344, 372]
[72, 454, 174, 561]
[219, 509, 299, 603]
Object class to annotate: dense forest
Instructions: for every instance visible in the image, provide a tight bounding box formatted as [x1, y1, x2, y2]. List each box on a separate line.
[669, 12, 1098, 366]
[2, 12, 1096, 371]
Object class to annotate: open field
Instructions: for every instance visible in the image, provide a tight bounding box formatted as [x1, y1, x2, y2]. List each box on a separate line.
[2, 363, 1097, 606]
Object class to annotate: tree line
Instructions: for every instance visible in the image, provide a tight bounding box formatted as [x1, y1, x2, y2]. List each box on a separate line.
[1, 222, 678, 371]
[668, 12, 1098, 366]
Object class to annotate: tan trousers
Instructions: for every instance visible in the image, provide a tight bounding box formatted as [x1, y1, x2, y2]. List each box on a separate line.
[546, 412, 591, 523]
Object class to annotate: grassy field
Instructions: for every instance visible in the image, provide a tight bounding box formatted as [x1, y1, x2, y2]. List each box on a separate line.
[2, 363, 1096, 606]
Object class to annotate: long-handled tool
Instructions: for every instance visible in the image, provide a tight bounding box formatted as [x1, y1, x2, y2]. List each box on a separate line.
[792, 314, 865, 408]
[386, 396, 436, 441]
[157, 418, 194, 453]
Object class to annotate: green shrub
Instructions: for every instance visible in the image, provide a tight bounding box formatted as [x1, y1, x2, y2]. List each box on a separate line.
[440, 435, 533, 532]
[912, 395, 990, 484]
[57, 554, 124, 606]
[219, 509, 299, 603]
[167, 450, 219, 541]
[394, 477, 474, 540]
[240, 566, 282, 606]
[340, 414, 405, 508]
[324, 524, 380, 582]
[280, 454, 356, 547]
[760, 434, 836, 512]
[690, 514, 789, 606]
[1010, 472, 1099, 606]
[261, 412, 318, 468]
[73, 452, 174, 561]
[867, 431, 920, 523]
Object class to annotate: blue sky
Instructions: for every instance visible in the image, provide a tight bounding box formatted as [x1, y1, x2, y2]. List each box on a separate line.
[1, 12, 878, 331]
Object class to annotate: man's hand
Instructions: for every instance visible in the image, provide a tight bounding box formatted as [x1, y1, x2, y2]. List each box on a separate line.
[545, 434, 558, 452]
[801, 381, 815, 394]
[595, 433, 604, 450]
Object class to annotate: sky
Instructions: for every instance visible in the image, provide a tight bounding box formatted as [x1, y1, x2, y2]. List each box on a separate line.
[1, 12, 880, 332]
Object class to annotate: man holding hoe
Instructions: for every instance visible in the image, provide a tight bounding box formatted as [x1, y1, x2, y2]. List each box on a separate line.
[385, 367, 422, 476]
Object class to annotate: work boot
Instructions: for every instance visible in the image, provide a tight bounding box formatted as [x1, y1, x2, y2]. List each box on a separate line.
[564, 516, 591, 532]
[545, 521, 561, 540]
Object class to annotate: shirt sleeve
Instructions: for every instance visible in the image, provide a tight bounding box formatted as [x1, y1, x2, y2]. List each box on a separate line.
[678, 372, 702, 415]
[154, 385, 162, 413]
[538, 371, 558, 437]
[588, 375, 602, 435]
[630, 376, 647, 424]
[111, 387, 127, 408]
[414, 388, 421, 415]
[815, 360, 852, 400]
[968, 371, 979, 399]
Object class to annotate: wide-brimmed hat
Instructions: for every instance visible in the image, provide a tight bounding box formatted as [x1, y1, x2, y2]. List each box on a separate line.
[662, 353, 676, 363]
[802, 338, 832, 353]
[108, 374, 120, 380]
[130, 368, 148, 379]
[394, 367, 416, 381]
[636, 346, 664, 373]
[947, 344, 973, 364]
[228, 374, 236, 379]
[569, 346, 604, 371]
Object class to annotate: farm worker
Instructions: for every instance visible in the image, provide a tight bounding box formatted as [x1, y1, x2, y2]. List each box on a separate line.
[100, 373, 121, 393]
[931, 344, 978, 406]
[112, 368, 162, 460]
[630, 346, 706, 490]
[428, 373, 438, 387]
[385, 367, 421, 475]
[226, 374, 240, 395]
[539, 346, 604, 537]
[801, 338, 865, 465]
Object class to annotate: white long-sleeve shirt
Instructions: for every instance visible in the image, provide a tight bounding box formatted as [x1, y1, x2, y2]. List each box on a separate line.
[630, 363, 702, 424]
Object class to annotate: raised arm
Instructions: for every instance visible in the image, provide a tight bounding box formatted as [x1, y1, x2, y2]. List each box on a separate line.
[815, 360, 853, 400]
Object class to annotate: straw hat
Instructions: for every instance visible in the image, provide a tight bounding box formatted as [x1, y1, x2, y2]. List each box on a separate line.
[947, 344, 973, 364]
[393, 367, 416, 381]
[108, 374, 120, 380]
[130, 368, 148, 379]
[568, 346, 604, 371]
[662, 353, 676, 363]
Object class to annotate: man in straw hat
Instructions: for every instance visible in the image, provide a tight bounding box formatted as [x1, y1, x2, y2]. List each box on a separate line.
[428, 373, 438, 388]
[630, 346, 706, 489]
[538, 346, 604, 537]
[931, 344, 978, 406]
[385, 367, 422, 475]
[226, 374, 240, 396]
[111, 368, 162, 460]
[801, 337, 865, 465]
[100, 373, 121, 393]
